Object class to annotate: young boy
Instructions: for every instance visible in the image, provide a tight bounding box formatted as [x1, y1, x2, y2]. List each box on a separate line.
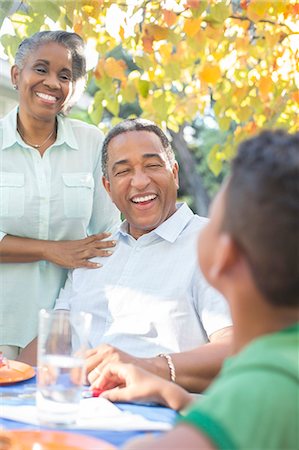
[90, 130, 299, 450]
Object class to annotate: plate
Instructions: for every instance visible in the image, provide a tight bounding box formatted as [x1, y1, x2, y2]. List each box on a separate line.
[0, 430, 116, 450]
[0, 360, 35, 385]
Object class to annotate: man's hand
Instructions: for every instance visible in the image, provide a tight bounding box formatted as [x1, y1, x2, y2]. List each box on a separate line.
[85, 344, 153, 386]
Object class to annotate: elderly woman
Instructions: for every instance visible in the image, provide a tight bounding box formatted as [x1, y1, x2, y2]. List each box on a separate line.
[0, 31, 120, 360]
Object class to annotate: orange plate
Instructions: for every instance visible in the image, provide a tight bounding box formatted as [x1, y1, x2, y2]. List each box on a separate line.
[0, 430, 116, 450]
[0, 360, 35, 385]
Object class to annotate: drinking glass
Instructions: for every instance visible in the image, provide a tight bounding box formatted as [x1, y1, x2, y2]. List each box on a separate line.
[36, 309, 91, 426]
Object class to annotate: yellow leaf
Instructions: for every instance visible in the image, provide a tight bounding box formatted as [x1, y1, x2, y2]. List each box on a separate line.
[237, 105, 253, 123]
[218, 116, 231, 131]
[208, 144, 223, 176]
[247, 1, 272, 22]
[159, 43, 173, 60]
[200, 63, 221, 85]
[119, 26, 125, 41]
[183, 17, 202, 37]
[259, 76, 273, 98]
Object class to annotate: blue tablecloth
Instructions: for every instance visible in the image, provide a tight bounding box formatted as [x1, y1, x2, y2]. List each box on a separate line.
[0, 372, 178, 448]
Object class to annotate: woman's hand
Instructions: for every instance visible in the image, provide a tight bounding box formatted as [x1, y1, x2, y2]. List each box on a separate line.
[44, 232, 116, 268]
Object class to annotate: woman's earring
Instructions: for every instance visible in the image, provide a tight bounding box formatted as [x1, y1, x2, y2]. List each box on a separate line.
[13, 84, 18, 90]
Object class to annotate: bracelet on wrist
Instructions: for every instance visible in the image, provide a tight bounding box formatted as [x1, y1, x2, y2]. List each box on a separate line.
[158, 353, 176, 383]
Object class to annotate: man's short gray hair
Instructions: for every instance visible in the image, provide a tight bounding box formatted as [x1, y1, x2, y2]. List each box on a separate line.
[102, 118, 175, 178]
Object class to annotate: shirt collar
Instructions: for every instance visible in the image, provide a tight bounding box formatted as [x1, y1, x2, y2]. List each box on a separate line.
[55, 114, 79, 150]
[1, 106, 78, 151]
[119, 203, 195, 243]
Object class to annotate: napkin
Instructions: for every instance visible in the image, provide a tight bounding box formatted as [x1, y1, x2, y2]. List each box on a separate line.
[0, 397, 172, 431]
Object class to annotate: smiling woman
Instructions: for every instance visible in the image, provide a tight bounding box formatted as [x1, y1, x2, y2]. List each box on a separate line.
[0, 31, 120, 361]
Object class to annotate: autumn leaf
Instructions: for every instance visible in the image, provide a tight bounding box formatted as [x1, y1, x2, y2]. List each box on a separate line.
[162, 9, 177, 27]
[259, 76, 273, 99]
[143, 24, 168, 41]
[200, 63, 221, 85]
[183, 17, 202, 37]
[142, 36, 154, 53]
[104, 57, 127, 81]
[4, 0, 298, 178]
[291, 91, 299, 104]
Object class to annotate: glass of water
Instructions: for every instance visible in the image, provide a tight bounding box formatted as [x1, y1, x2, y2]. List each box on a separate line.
[36, 309, 91, 426]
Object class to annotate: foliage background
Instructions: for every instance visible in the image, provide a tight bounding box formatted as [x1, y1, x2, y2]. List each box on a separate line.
[1, 0, 298, 214]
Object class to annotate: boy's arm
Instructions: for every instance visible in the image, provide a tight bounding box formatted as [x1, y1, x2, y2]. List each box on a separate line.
[124, 424, 215, 450]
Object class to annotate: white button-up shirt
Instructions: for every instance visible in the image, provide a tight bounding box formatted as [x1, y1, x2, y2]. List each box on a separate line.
[0, 107, 120, 348]
[56, 203, 232, 356]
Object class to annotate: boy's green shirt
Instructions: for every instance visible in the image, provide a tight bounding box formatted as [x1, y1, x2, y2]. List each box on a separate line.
[180, 323, 299, 450]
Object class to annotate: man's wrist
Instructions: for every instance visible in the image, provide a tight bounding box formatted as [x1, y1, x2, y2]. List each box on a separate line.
[158, 353, 176, 382]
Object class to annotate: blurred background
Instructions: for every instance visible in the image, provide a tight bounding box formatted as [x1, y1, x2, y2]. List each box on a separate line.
[1, 0, 298, 215]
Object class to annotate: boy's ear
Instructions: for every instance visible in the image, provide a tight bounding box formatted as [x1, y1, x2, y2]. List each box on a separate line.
[208, 233, 240, 282]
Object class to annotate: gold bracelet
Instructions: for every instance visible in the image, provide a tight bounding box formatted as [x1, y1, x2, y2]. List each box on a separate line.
[158, 353, 176, 383]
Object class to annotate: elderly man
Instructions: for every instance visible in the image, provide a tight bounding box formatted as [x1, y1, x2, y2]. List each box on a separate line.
[21, 119, 232, 391]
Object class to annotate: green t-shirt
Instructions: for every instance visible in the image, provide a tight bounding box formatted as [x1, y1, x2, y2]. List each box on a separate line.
[180, 323, 299, 450]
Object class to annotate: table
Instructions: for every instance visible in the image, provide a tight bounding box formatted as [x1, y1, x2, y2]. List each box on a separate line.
[0, 373, 178, 448]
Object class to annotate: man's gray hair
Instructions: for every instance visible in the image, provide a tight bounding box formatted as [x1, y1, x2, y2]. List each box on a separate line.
[102, 118, 175, 178]
[14, 30, 86, 113]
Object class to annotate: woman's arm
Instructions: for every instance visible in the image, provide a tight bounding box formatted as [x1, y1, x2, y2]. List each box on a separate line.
[0, 233, 116, 268]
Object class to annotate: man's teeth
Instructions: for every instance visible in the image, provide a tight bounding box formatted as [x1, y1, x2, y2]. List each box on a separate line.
[36, 92, 57, 101]
[132, 194, 156, 203]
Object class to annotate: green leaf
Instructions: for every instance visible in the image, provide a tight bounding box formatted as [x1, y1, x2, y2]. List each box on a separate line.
[164, 62, 181, 80]
[88, 91, 104, 125]
[106, 97, 120, 116]
[138, 79, 150, 98]
[134, 55, 152, 71]
[152, 93, 168, 120]
[0, 0, 13, 26]
[94, 75, 114, 94]
[122, 84, 137, 103]
[89, 103, 103, 125]
[0, 33, 21, 63]
[209, 2, 230, 23]
[26, 15, 47, 36]
[29, 0, 60, 21]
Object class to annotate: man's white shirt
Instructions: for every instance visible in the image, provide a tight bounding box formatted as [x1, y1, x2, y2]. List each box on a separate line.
[55, 203, 232, 356]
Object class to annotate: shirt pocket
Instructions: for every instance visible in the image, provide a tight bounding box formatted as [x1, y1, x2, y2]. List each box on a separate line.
[0, 172, 25, 218]
[62, 172, 94, 218]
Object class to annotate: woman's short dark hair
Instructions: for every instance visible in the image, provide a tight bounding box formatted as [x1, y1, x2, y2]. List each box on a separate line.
[14, 30, 86, 113]
[223, 130, 299, 307]
[102, 118, 175, 178]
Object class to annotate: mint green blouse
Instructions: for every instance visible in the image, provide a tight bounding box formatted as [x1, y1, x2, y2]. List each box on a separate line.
[0, 107, 120, 348]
